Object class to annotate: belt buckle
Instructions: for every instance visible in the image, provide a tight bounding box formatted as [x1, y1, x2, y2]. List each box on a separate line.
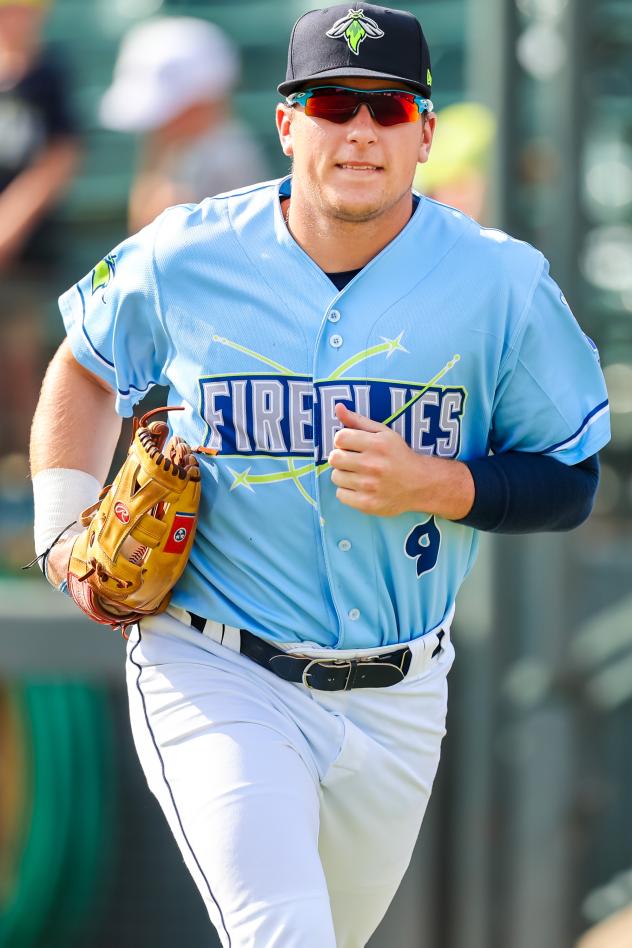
[301, 658, 354, 690]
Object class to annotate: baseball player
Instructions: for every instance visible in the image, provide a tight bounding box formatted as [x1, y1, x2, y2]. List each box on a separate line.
[30, 5, 610, 947]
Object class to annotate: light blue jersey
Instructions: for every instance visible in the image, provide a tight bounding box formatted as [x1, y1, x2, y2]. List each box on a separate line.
[59, 176, 610, 649]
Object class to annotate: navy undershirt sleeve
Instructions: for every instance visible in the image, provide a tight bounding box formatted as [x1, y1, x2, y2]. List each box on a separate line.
[457, 453, 600, 533]
[325, 266, 599, 535]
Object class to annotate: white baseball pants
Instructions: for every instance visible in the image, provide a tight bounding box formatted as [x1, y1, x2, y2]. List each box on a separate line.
[125, 611, 454, 948]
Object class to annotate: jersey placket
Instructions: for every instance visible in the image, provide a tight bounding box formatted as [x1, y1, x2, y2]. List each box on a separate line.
[312, 287, 377, 649]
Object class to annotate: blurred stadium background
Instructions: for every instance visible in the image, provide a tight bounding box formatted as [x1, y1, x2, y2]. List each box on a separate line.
[1, 0, 631, 945]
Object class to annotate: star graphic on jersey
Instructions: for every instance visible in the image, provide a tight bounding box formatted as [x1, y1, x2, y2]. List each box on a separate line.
[228, 467, 255, 492]
[379, 331, 408, 358]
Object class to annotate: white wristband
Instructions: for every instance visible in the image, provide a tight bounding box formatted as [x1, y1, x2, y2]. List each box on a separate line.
[32, 468, 102, 572]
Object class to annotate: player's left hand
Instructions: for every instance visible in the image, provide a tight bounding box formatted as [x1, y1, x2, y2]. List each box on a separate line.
[329, 403, 475, 519]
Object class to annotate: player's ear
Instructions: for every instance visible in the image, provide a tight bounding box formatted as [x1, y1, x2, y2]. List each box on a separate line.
[417, 112, 436, 165]
[276, 103, 294, 158]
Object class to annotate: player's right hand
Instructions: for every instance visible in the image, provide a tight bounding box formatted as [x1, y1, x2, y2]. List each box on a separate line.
[45, 534, 77, 590]
[46, 532, 135, 618]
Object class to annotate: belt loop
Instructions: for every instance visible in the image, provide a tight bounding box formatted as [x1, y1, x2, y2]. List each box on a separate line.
[188, 611, 206, 634]
[345, 660, 358, 690]
[399, 648, 412, 675]
[431, 629, 445, 659]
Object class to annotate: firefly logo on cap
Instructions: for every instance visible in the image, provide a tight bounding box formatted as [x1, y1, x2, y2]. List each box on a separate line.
[326, 7, 384, 55]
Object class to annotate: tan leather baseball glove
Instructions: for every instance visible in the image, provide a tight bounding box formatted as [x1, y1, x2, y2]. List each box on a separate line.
[66, 407, 202, 633]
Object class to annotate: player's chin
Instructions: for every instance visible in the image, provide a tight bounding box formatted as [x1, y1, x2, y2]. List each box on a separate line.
[326, 190, 388, 223]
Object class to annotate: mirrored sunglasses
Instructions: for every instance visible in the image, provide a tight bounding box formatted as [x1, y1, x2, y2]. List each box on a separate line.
[286, 85, 433, 127]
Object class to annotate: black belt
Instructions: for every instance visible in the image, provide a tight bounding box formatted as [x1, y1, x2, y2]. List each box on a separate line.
[187, 612, 428, 691]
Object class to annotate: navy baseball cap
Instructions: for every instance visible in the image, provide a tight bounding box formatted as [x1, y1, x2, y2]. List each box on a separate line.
[278, 4, 432, 98]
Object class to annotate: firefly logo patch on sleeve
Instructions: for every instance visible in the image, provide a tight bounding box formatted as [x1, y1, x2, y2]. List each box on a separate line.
[91, 254, 117, 299]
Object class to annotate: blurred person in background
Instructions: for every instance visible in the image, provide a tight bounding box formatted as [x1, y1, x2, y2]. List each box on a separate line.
[414, 101, 495, 222]
[0, 0, 80, 571]
[0, 0, 79, 272]
[576, 904, 632, 947]
[100, 17, 269, 235]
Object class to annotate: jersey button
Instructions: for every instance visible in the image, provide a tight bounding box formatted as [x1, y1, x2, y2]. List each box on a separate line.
[338, 539, 352, 552]
[328, 309, 341, 323]
[348, 608, 360, 621]
[330, 334, 343, 349]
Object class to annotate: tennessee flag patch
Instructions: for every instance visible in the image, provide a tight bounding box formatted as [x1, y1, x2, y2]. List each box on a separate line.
[163, 512, 196, 554]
